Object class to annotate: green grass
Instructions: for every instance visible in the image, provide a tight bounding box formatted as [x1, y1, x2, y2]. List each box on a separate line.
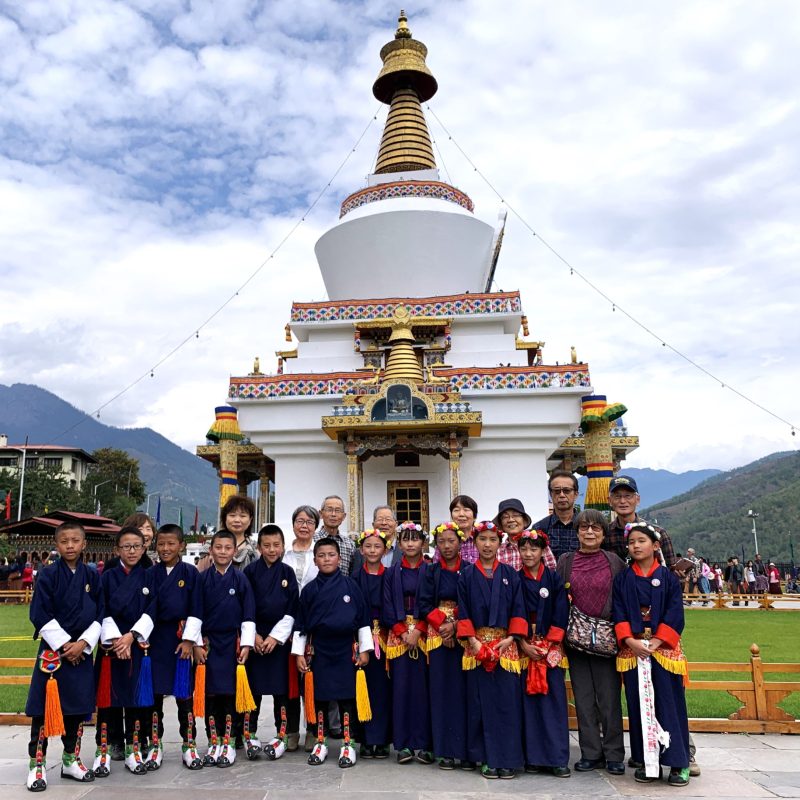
[1, 605, 798, 717]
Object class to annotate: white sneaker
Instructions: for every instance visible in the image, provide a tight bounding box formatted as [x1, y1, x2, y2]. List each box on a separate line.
[265, 737, 286, 760]
[216, 742, 235, 768]
[307, 742, 328, 765]
[26, 759, 47, 792]
[203, 744, 220, 766]
[61, 756, 95, 782]
[338, 743, 357, 768]
[124, 747, 147, 775]
[145, 744, 163, 771]
[92, 749, 111, 778]
[182, 744, 204, 770]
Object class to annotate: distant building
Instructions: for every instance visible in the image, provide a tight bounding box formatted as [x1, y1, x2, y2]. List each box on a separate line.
[0, 435, 97, 491]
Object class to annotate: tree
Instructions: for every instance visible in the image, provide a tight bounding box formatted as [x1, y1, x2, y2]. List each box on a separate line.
[80, 448, 147, 523]
[0, 465, 82, 518]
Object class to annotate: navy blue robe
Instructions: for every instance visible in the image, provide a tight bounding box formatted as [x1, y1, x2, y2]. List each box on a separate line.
[99, 563, 156, 707]
[352, 564, 391, 745]
[26, 560, 104, 717]
[417, 558, 467, 761]
[294, 570, 369, 702]
[519, 563, 570, 768]
[456, 560, 527, 770]
[612, 563, 690, 769]
[383, 558, 431, 752]
[243, 558, 299, 696]
[197, 566, 256, 695]
[149, 560, 201, 695]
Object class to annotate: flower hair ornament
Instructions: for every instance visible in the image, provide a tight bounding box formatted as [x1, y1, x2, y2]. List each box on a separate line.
[357, 528, 388, 547]
[624, 521, 661, 541]
[432, 521, 466, 541]
[396, 520, 427, 542]
[516, 529, 549, 548]
[472, 520, 498, 534]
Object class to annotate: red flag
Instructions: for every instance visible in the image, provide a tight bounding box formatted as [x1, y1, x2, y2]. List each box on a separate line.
[193, 506, 199, 533]
[4, 491, 11, 521]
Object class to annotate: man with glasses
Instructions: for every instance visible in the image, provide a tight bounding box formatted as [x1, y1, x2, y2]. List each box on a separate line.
[313, 495, 355, 576]
[532, 470, 581, 561]
[352, 506, 402, 573]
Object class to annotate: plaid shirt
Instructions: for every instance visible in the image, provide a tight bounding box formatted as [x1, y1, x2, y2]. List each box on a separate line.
[604, 514, 676, 569]
[436, 536, 556, 569]
[531, 513, 580, 562]
[313, 529, 356, 575]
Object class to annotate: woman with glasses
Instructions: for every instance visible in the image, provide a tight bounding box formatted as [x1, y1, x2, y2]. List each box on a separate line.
[282, 506, 321, 752]
[556, 509, 626, 776]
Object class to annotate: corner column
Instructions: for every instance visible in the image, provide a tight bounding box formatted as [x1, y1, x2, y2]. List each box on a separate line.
[448, 430, 461, 500]
[346, 435, 363, 533]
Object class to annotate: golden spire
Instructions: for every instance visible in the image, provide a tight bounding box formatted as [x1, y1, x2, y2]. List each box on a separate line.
[383, 307, 424, 383]
[373, 11, 438, 174]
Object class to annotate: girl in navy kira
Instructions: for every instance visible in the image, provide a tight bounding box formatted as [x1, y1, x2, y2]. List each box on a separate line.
[416, 522, 470, 770]
[243, 525, 299, 758]
[382, 521, 433, 765]
[516, 530, 571, 778]
[97, 525, 157, 776]
[148, 524, 202, 770]
[192, 529, 256, 768]
[292, 538, 371, 768]
[456, 520, 528, 780]
[351, 529, 392, 759]
[25, 522, 103, 792]
[612, 521, 690, 787]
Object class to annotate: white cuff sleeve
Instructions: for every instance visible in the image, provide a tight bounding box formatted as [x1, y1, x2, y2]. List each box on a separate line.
[240, 620, 256, 649]
[77, 621, 102, 653]
[131, 614, 154, 642]
[183, 616, 202, 645]
[357, 625, 372, 653]
[291, 631, 307, 656]
[268, 615, 295, 645]
[101, 617, 122, 645]
[39, 619, 71, 652]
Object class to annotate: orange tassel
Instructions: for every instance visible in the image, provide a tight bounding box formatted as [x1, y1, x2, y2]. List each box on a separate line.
[235, 664, 257, 713]
[193, 663, 206, 719]
[44, 675, 65, 737]
[304, 669, 316, 724]
[96, 652, 112, 708]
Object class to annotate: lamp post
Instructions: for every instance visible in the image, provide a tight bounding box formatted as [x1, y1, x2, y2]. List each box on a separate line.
[15, 436, 29, 521]
[93, 480, 114, 515]
[747, 509, 759, 556]
[145, 492, 160, 516]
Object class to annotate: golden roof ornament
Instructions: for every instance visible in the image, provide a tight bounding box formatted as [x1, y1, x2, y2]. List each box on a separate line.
[373, 11, 438, 174]
[383, 305, 424, 383]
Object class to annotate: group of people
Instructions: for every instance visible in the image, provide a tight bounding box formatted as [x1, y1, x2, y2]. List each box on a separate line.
[678, 552, 789, 604]
[23, 472, 697, 790]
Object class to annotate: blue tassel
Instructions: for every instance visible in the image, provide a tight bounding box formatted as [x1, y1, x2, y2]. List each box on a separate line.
[135, 650, 154, 707]
[172, 655, 191, 700]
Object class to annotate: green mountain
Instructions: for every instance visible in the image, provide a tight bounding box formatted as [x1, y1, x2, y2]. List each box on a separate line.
[642, 451, 800, 564]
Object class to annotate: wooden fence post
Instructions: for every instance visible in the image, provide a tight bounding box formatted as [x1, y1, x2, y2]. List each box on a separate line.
[750, 643, 768, 721]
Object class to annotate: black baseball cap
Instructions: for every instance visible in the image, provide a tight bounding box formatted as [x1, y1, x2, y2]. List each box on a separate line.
[609, 475, 638, 494]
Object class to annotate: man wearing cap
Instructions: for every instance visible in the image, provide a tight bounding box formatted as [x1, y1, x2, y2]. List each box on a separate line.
[493, 499, 556, 570]
[604, 475, 700, 777]
[531, 470, 581, 562]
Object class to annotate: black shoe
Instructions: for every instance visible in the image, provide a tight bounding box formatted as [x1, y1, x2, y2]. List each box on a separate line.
[481, 765, 498, 779]
[606, 761, 625, 775]
[328, 728, 343, 740]
[628, 757, 644, 769]
[668, 767, 690, 786]
[438, 757, 456, 770]
[459, 760, 476, 771]
[373, 745, 390, 759]
[574, 758, 605, 771]
[234, 736, 244, 750]
[635, 767, 660, 783]
[415, 750, 434, 765]
[552, 766, 571, 778]
[524, 764, 541, 773]
[397, 748, 414, 764]
[109, 744, 125, 762]
[359, 744, 374, 758]
[498, 768, 516, 779]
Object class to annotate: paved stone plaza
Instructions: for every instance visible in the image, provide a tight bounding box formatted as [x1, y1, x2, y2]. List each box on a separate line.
[1, 717, 798, 800]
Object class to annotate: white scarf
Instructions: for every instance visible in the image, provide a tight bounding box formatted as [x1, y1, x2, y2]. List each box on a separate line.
[638, 652, 671, 777]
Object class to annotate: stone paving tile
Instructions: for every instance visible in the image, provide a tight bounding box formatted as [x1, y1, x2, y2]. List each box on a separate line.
[751, 772, 800, 799]
[613, 771, 774, 798]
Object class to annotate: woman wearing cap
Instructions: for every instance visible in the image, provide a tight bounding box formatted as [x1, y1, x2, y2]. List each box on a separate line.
[767, 562, 782, 594]
[493, 499, 557, 570]
[556, 509, 626, 776]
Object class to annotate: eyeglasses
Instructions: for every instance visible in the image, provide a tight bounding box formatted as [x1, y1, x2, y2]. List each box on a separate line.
[118, 544, 144, 552]
[551, 487, 575, 495]
[501, 512, 523, 520]
[374, 517, 396, 525]
[322, 507, 345, 515]
[294, 519, 316, 528]
[577, 524, 604, 533]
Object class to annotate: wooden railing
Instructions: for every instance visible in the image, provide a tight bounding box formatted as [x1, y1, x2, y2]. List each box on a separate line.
[0, 588, 33, 604]
[682, 592, 800, 610]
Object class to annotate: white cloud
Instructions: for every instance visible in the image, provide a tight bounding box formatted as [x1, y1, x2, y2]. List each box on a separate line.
[0, 0, 798, 477]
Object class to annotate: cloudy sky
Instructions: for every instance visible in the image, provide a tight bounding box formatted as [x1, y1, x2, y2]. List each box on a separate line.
[1, 0, 798, 473]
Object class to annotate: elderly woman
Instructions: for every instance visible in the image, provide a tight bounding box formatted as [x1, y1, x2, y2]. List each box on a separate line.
[282, 505, 320, 592]
[556, 509, 626, 775]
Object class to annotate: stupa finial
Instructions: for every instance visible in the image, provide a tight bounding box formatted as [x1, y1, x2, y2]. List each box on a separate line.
[396, 10, 412, 39]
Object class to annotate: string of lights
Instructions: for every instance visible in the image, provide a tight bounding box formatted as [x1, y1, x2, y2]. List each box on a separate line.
[51, 105, 385, 443]
[425, 103, 797, 439]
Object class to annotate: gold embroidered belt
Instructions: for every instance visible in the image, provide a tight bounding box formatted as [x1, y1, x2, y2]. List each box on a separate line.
[386, 615, 427, 660]
[427, 601, 458, 652]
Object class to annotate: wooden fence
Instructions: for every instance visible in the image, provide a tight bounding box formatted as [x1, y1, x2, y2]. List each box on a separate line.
[683, 592, 800, 610]
[2, 644, 798, 732]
